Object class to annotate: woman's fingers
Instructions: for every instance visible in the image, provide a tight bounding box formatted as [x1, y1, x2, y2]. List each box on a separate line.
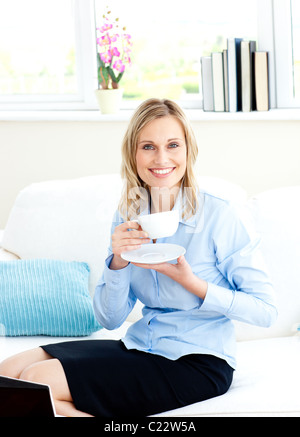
[112, 221, 150, 255]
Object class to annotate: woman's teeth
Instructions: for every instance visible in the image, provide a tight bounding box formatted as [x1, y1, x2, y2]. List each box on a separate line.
[151, 168, 174, 175]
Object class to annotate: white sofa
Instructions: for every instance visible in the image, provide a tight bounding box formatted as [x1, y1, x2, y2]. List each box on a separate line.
[1, 174, 300, 417]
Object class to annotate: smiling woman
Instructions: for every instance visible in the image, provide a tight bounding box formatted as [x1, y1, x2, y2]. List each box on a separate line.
[119, 98, 199, 221]
[0, 98, 277, 417]
[135, 116, 187, 197]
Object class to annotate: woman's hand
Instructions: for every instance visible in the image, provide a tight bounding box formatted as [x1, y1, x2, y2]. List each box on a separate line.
[110, 221, 151, 270]
[132, 255, 208, 300]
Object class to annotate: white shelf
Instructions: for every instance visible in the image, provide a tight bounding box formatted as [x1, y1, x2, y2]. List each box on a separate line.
[0, 108, 299, 122]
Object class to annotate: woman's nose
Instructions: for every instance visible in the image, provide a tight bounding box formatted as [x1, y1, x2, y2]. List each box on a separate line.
[154, 148, 169, 165]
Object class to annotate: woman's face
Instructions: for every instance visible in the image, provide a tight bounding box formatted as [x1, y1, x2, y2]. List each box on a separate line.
[135, 116, 187, 191]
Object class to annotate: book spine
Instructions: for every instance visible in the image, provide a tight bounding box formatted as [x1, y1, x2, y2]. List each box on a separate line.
[201, 38, 269, 113]
[227, 38, 242, 112]
[241, 41, 251, 112]
[212, 52, 225, 111]
[236, 39, 242, 111]
[201, 56, 214, 111]
[227, 38, 237, 112]
[223, 49, 229, 112]
[254, 52, 270, 111]
[249, 41, 257, 111]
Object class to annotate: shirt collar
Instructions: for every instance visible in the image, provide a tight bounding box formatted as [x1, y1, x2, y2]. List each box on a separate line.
[173, 187, 199, 228]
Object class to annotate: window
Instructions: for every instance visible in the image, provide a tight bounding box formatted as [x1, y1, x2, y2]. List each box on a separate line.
[0, 0, 77, 96]
[94, 0, 258, 107]
[0, 0, 299, 111]
[0, 0, 96, 109]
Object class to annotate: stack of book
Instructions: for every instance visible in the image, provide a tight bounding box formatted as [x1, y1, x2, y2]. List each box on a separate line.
[201, 38, 269, 112]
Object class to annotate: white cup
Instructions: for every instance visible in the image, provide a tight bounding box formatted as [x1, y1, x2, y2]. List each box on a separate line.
[134, 210, 179, 240]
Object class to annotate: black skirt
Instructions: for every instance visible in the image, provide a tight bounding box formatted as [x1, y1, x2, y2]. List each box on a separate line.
[41, 339, 233, 417]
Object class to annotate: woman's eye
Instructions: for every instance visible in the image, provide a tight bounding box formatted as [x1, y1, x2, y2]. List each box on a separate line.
[143, 144, 154, 150]
[169, 143, 179, 148]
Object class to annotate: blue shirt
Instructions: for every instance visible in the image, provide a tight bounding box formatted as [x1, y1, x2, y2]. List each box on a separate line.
[93, 190, 277, 369]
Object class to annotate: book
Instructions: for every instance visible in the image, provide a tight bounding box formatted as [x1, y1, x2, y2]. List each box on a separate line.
[212, 52, 225, 111]
[223, 49, 229, 112]
[241, 40, 256, 111]
[254, 52, 269, 111]
[201, 56, 214, 111]
[227, 38, 243, 112]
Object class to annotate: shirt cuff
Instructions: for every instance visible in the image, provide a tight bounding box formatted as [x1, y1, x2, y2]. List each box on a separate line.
[201, 282, 235, 315]
[103, 254, 131, 289]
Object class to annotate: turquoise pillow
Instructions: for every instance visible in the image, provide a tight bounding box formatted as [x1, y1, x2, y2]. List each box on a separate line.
[0, 259, 102, 336]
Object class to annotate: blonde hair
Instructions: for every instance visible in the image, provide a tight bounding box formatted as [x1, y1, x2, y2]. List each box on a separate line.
[119, 98, 199, 220]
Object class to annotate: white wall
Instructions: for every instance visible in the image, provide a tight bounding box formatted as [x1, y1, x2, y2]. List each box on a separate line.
[0, 118, 299, 228]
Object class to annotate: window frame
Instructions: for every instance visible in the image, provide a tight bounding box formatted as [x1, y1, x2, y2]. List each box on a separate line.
[258, 0, 300, 109]
[272, 0, 299, 107]
[0, 0, 299, 111]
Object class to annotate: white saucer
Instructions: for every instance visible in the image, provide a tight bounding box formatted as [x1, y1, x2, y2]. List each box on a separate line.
[121, 243, 186, 264]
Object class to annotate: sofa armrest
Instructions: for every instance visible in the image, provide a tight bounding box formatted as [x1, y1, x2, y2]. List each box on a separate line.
[0, 247, 20, 261]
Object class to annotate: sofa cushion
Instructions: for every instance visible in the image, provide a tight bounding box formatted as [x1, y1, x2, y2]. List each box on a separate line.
[1, 174, 123, 296]
[0, 326, 299, 416]
[156, 336, 300, 416]
[0, 259, 101, 336]
[197, 175, 247, 203]
[234, 186, 300, 340]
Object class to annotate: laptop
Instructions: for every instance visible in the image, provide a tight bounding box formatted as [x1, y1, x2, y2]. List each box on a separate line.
[0, 375, 56, 417]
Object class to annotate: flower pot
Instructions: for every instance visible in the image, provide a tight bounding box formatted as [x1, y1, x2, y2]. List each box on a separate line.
[95, 88, 123, 114]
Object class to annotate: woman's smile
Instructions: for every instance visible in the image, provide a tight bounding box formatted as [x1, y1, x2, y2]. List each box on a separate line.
[148, 167, 176, 177]
[136, 116, 187, 191]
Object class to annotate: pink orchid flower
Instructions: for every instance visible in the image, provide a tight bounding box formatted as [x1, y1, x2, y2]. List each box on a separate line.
[98, 33, 111, 46]
[124, 54, 131, 65]
[100, 51, 112, 63]
[110, 34, 119, 43]
[110, 47, 120, 57]
[113, 59, 125, 73]
[98, 23, 113, 33]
